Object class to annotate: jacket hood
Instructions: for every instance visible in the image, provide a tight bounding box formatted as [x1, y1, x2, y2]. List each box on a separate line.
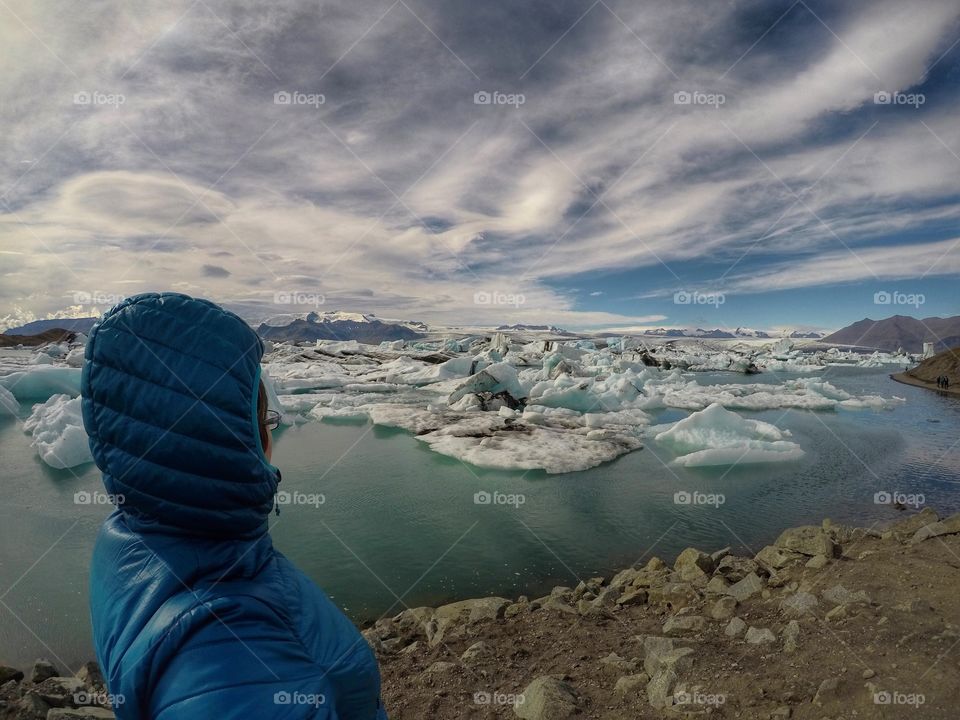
[81, 292, 279, 538]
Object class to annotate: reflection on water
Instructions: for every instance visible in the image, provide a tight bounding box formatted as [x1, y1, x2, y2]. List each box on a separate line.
[1, 366, 958, 667]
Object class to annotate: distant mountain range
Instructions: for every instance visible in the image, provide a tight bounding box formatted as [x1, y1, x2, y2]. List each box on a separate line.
[496, 324, 568, 333]
[257, 311, 424, 344]
[642, 327, 824, 340]
[822, 315, 960, 353]
[3, 317, 98, 335]
[29, 312, 960, 354]
[0, 328, 79, 347]
[2, 311, 423, 346]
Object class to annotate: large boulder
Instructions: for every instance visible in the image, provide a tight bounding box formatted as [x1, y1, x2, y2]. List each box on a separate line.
[710, 596, 738, 620]
[727, 572, 764, 602]
[643, 638, 695, 677]
[75, 662, 105, 690]
[647, 668, 679, 709]
[648, 582, 700, 609]
[514, 676, 580, 720]
[35, 677, 85, 708]
[643, 637, 695, 710]
[616, 588, 648, 607]
[609, 567, 643, 590]
[17, 693, 51, 718]
[572, 577, 604, 599]
[431, 596, 509, 644]
[673, 548, 715, 582]
[724, 617, 747, 637]
[888, 507, 938, 540]
[435, 596, 510, 624]
[662, 615, 706, 636]
[0, 665, 24, 684]
[745, 626, 776, 645]
[775, 526, 838, 557]
[29, 660, 58, 684]
[714, 555, 759, 583]
[755, 545, 804, 572]
[782, 619, 800, 654]
[704, 576, 730, 595]
[910, 513, 960, 543]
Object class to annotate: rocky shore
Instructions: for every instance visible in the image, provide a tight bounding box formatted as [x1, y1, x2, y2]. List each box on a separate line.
[0, 661, 113, 719]
[371, 508, 960, 719]
[4, 509, 960, 719]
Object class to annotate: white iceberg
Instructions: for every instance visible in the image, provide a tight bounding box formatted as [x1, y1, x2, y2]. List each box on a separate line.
[23, 394, 93, 469]
[416, 413, 643, 474]
[65, 346, 86, 367]
[0, 366, 82, 401]
[203, 332, 912, 473]
[653, 402, 804, 467]
[447, 362, 525, 406]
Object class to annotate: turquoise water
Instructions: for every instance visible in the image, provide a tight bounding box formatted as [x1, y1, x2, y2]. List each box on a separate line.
[1, 366, 958, 668]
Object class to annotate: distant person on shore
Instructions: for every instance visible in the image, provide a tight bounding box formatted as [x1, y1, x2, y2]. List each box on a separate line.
[81, 293, 387, 719]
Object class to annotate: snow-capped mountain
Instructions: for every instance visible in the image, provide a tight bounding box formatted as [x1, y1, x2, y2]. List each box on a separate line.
[496, 323, 568, 333]
[645, 327, 735, 338]
[690, 328, 736, 339]
[261, 310, 379, 327]
[734, 327, 772, 338]
[257, 311, 424, 344]
[645, 328, 688, 337]
[643, 327, 819, 340]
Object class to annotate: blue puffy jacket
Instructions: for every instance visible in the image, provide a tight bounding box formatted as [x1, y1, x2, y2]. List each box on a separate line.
[81, 293, 387, 719]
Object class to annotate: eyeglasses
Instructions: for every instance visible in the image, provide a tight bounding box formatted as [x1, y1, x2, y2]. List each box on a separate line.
[264, 409, 281, 431]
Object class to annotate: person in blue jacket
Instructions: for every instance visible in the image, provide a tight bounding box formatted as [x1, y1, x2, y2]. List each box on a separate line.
[80, 292, 387, 719]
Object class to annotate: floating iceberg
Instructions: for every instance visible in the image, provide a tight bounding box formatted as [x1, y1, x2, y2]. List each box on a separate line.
[1, 324, 910, 475]
[528, 368, 655, 412]
[65, 346, 86, 367]
[651, 377, 903, 413]
[421, 422, 641, 474]
[653, 403, 804, 467]
[0, 366, 82, 401]
[448, 362, 525, 407]
[23, 394, 93, 469]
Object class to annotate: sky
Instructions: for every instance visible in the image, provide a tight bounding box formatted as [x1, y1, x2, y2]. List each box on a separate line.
[1, 0, 958, 333]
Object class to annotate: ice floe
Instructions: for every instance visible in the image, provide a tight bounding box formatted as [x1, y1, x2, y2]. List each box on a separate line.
[0, 327, 913, 473]
[23, 394, 92, 469]
[652, 403, 804, 467]
[0, 366, 82, 401]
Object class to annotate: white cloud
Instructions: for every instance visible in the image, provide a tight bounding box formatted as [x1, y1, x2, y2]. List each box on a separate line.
[1, 0, 959, 327]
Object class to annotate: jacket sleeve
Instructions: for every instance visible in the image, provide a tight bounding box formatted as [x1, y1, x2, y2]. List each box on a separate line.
[113, 592, 342, 720]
